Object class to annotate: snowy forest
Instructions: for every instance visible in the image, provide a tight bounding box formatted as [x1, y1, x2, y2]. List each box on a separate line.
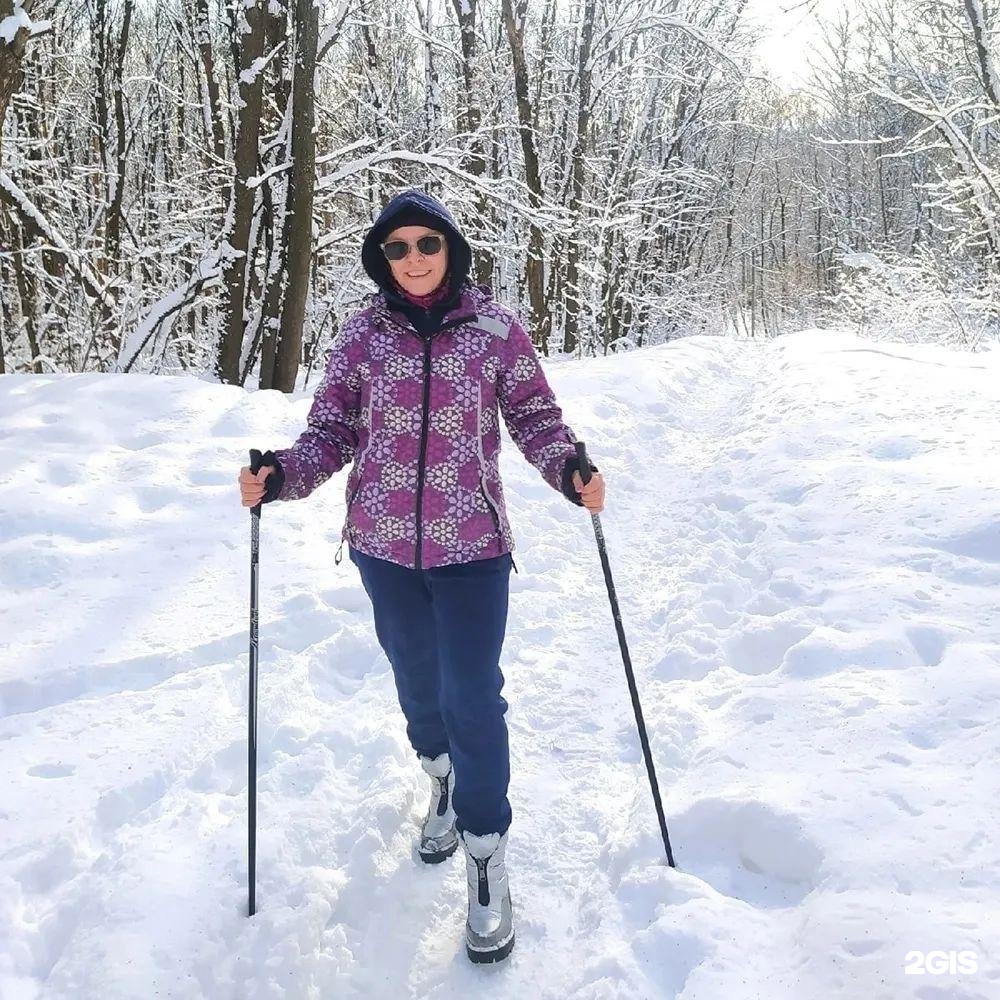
[1, 0, 998, 384]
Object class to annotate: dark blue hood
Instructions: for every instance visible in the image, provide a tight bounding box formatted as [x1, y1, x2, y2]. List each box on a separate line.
[361, 188, 473, 302]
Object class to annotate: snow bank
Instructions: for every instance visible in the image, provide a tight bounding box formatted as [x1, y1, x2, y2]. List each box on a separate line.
[1, 330, 997, 998]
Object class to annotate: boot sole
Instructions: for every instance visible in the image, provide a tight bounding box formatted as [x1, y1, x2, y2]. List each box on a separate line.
[466, 930, 515, 964]
[418, 839, 459, 864]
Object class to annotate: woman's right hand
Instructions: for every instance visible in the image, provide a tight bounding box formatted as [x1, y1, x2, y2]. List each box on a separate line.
[239, 464, 277, 507]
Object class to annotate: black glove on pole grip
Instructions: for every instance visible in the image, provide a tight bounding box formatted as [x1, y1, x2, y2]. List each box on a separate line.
[249, 448, 264, 516]
[575, 440, 593, 486]
[247, 448, 262, 915]
[573, 438, 676, 868]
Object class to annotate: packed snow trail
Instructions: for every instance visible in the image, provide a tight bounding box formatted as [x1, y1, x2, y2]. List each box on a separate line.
[1, 332, 998, 999]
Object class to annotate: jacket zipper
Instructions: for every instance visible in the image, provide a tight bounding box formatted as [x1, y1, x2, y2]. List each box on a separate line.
[414, 337, 432, 570]
[409, 312, 477, 571]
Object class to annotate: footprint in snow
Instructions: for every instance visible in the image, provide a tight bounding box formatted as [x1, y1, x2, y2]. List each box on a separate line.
[28, 763, 75, 778]
[95, 770, 170, 833]
[725, 619, 813, 676]
[665, 797, 824, 909]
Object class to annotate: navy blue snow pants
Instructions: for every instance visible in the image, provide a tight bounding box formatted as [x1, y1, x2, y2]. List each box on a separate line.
[348, 546, 514, 838]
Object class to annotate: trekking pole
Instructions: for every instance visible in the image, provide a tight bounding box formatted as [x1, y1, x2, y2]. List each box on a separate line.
[574, 440, 676, 868]
[247, 448, 263, 915]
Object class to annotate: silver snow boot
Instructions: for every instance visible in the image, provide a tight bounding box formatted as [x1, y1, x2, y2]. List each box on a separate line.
[460, 829, 515, 964]
[417, 752, 458, 864]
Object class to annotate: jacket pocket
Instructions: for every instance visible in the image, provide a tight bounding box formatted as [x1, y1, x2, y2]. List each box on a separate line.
[478, 476, 503, 535]
[475, 380, 507, 545]
[341, 389, 375, 542]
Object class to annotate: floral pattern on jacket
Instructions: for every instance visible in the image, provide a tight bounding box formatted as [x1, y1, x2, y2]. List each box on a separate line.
[273, 282, 581, 570]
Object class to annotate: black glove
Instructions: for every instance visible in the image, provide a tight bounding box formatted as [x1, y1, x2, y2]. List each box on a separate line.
[561, 455, 599, 507]
[256, 450, 285, 503]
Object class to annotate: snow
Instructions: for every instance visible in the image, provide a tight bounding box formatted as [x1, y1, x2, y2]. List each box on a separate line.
[317, 1, 350, 58]
[0, 3, 29, 45]
[238, 42, 284, 89]
[838, 251, 884, 270]
[0, 0, 45, 43]
[2, 331, 999, 998]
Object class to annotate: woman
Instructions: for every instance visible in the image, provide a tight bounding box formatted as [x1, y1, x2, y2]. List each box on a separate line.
[238, 188, 605, 964]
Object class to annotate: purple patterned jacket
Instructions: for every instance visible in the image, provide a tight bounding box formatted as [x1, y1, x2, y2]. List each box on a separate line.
[272, 282, 584, 571]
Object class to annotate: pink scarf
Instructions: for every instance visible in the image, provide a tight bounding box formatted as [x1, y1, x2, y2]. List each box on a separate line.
[392, 273, 452, 308]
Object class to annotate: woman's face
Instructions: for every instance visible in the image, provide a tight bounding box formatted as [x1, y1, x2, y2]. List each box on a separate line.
[384, 225, 449, 297]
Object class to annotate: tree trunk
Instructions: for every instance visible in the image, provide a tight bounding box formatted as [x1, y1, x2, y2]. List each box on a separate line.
[450, 0, 492, 286]
[414, 0, 442, 152]
[563, 0, 595, 355]
[93, 0, 133, 275]
[12, 221, 42, 371]
[273, 0, 319, 393]
[215, 1, 268, 384]
[108, 0, 133, 269]
[501, 0, 546, 346]
[254, 7, 291, 388]
[191, 0, 226, 162]
[964, 0, 1000, 109]
[0, 0, 34, 170]
[0, 0, 33, 374]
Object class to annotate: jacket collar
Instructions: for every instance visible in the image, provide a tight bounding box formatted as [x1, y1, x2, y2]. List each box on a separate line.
[369, 282, 492, 335]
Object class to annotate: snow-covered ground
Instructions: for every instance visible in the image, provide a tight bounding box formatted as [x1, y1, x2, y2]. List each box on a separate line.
[2, 331, 998, 1000]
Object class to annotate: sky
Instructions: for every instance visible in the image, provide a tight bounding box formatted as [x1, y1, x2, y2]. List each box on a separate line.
[745, 0, 847, 89]
[126, 0, 845, 93]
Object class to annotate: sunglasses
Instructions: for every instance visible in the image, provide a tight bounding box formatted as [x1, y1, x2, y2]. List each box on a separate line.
[381, 234, 445, 261]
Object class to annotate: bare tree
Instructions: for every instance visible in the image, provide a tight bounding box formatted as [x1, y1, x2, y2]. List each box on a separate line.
[501, 0, 547, 345]
[0, 0, 36, 167]
[216, 0, 271, 384]
[272, 0, 320, 393]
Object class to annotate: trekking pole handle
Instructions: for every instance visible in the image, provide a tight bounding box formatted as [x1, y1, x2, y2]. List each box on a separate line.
[249, 448, 263, 516]
[575, 440, 593, 487]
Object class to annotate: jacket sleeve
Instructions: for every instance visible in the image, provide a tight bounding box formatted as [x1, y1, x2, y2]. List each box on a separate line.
[271, 320, 363, 501]
[496, 316, 584, 499]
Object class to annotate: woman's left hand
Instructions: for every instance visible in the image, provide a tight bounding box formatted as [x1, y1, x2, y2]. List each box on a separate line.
[572, 470, 605, 513]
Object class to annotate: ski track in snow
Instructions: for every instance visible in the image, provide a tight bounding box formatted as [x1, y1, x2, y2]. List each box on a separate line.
[1, 332, 999, 999]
